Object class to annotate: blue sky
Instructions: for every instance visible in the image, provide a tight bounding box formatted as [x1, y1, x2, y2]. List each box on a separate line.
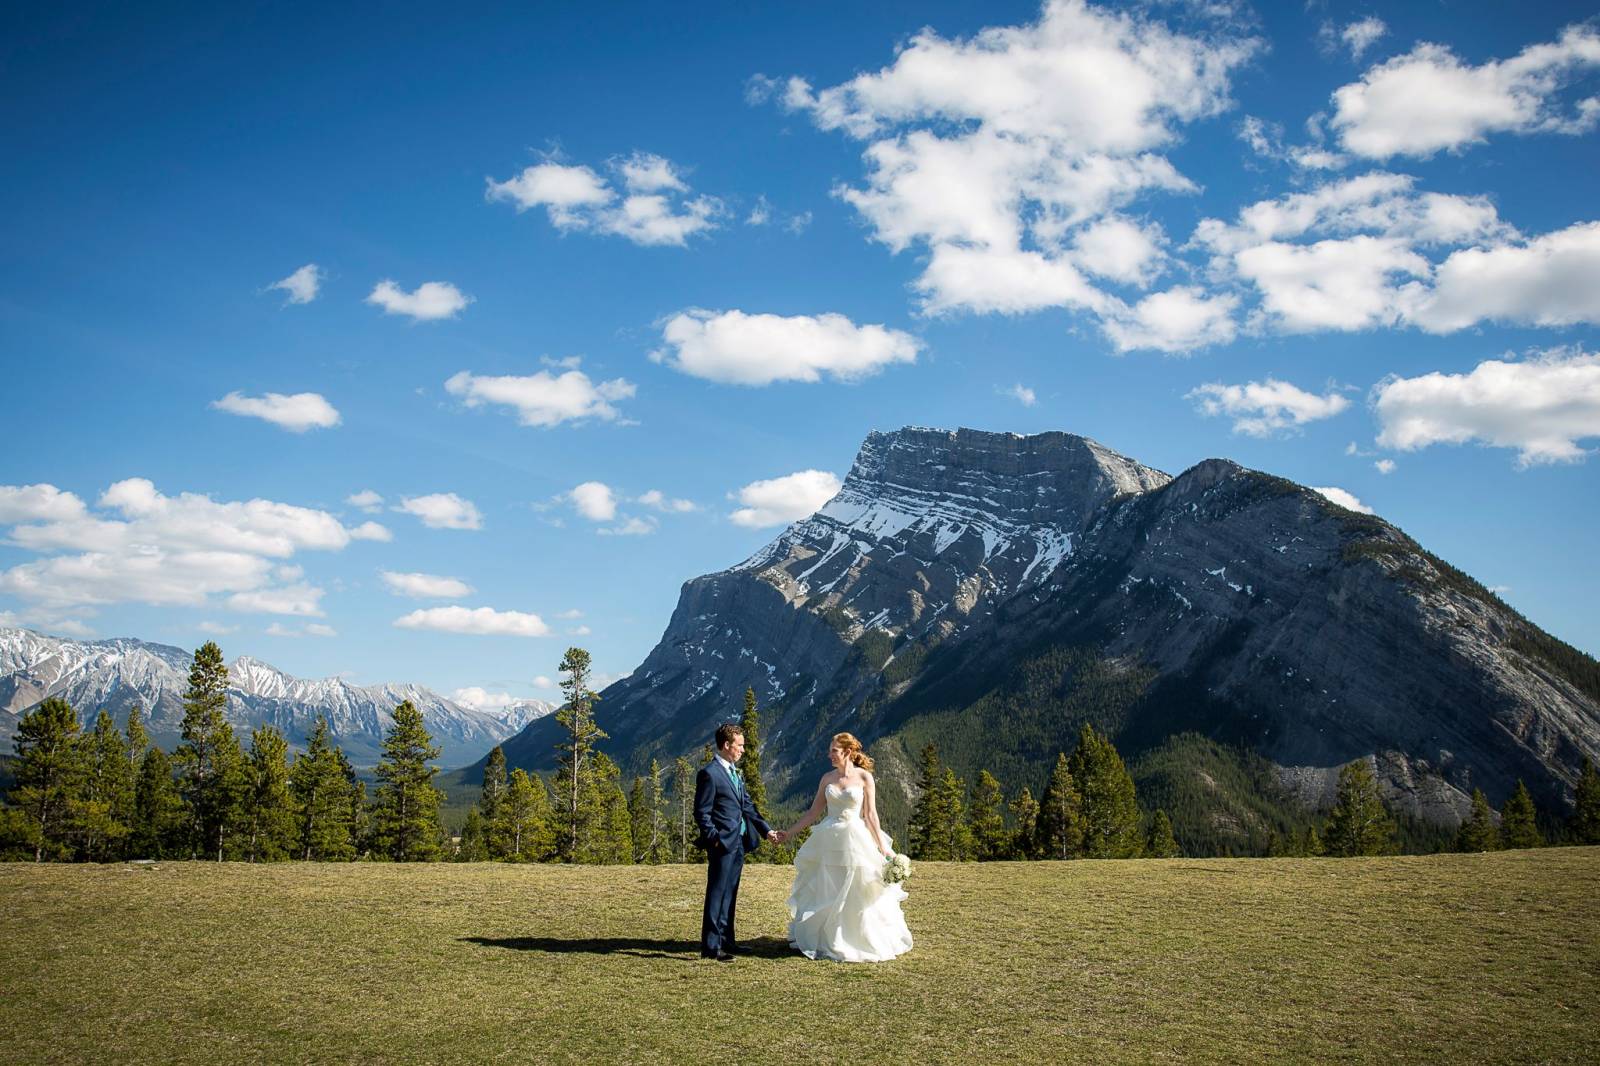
[2, 0, 1597, 711]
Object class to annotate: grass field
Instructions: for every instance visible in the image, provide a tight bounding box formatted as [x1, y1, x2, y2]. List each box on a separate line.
[2, 850, 1597, 1064]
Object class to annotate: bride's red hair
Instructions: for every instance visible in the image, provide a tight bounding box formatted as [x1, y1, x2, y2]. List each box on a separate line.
[832, 732, 874, 772]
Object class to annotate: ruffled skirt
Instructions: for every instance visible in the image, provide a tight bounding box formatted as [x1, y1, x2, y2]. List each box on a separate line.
[786, 815, 913, 962]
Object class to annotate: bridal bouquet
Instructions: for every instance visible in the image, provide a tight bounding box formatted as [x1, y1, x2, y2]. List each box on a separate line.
[883, 852, 912, 885]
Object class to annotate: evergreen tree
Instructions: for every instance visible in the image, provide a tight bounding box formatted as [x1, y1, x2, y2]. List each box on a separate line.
[341, 751, 369, 860]
[11, 697, 84, 861]
[628, 776, 651, 863]
[1322, 759, 1397, 857]
[1456, 788, 1500, 852]
[737, 688, 768, 813]
[1301, 824, 1324, 857]
[371, 700, 443, 862]
[130, 745, 186, 859]
[288, 717, 352, 861]
[908, 744, 952, 859]
[125, 704, 150, 774]
[552, 647, 606, 862]
[243, 726, 296, 862]
[173, 642, 246, 861]
[80, 709, 134, 861]
[1068, 723, 1143, 859]
[1574, 758, 1600, 844]
[967, 770, 1009, 861]
[480, 745, 510, 860]
[672, 755, 695, 862]
[1038, 752, 1084, 860]
[1146, 809, 1180, 858]
[589, 752, 633, 864]
[1500, 780, 1543, 849]
[1008, 786, 1040, 860]
[643, 759, 669, 864]
[505, 769, 554, 861]
[939, 767, 974, 861]
[457, 807, 488, 862]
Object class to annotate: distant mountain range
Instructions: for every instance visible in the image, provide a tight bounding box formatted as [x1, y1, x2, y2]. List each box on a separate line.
[0, 628, 553, 768]
[466, 426, 1600, 851]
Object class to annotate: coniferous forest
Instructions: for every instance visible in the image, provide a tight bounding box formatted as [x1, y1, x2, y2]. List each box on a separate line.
[5, 639, 1600, 864]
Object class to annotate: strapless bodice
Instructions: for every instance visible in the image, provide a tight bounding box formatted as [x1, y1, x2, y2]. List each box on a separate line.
[825, 783, 864, 820]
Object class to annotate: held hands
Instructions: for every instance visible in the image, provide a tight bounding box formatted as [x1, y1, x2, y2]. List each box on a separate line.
[768, 829, 787, 844]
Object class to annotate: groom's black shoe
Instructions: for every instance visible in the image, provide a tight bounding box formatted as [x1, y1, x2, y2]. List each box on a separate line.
[715, 952, 735, 963]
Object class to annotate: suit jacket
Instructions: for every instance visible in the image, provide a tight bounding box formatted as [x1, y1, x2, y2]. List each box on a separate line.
[694, 759, 772, 855]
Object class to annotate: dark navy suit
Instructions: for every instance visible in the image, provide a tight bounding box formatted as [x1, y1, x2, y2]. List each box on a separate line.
[694, 757, 772, 956]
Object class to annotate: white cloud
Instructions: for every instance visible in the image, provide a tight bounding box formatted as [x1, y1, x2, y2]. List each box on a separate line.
[1340, 18, 1387, 62]
[1002, 383, 1037, 407]
[597, 516, 657, 537]
[636, 490, 697, 513]
[1374, 459, 1396, 474]
[305, 623, 337, 638]
[1314, 486, 1374, 514]
[569, 482, 618, 522]
[1409, 221, 1600, 333]
[569, 624, 592, 636]
[196, 621, 238, 635]
[0, 484, 88, 524]
[366, 279, 473, 321]
[729, 470, 842, 528]
[445, 367, 635, 427]
[267, 621, 337, 638]
[1373, 348, 1600, 466]
[228, 583, 326, 617]
[267, 263, 324, 305]
[453, 686, 518, 711]
[533, 675, 554, 689]
[772, 2, 1256, 339]
[212, 391, 341, 432]
[1185, 378, 1350, 436]
[555, 609, 583, 620]
[487, 152, 722, 247]
[347, 521, 392, 542]
[393, 605, 551, 637]
[380, 571, 474, 598]
[346, 490, 384, 513]
[1233, 236, 1427, 334]
[1331, 26, 1600, 159]
[747, 195, 772, 226]
[396, 493, 483, 530]
[1101, 287, 1239, 352]
[652, 308, 920, 386]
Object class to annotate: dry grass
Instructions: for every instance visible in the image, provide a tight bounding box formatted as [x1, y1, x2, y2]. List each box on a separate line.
[2, 849, 1597, 1064]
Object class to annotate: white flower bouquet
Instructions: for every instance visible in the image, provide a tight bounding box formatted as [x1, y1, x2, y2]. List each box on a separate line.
[883, 852, 912, 885]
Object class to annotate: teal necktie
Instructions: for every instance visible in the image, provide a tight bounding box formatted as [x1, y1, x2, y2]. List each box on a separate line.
[730, 764, 746, 835]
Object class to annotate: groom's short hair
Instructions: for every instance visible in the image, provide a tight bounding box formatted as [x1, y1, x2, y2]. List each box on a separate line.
[715, 723, 744, 749]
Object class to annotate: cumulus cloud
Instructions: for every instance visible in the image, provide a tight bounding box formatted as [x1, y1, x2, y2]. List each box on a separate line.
[267, 263, 324, 305]
[1373, 347, 1600, 466]
[396, 493, 483, 530]
[1330, 25, 1600, 159]
[1409, 221, 1600, 333]
[366, 279, 473, 321]
[196, 621, 238, 635]
[487, 151, 722, 247]
[636, 489, 696, 513]
[1186, 378, 1350, 436]
[229, 583, 326, 617]
[347, 521, 391, 542]
[652, 309, 920, 386]
[1314, 486, 1374, 514]
[597, 516, 657, 537]
[346, 490, 384, 513]
[1374, 459, 1396, 474]
[393, 605, 551, 637]
[766, 2, 1257, 346]
[1320, 18, 1387, 62]
[729, 470, 842, 528]
[453, 687, 519, 711]
[0, 484, 88, 524]
[1101, 287, 1239, 352]
[1002, 383, 1037, 407]
[568, 482, 617, 522]
[445, 366, 635, 427]
[380, 571, 474, 598]
[212, 391, 341, 432]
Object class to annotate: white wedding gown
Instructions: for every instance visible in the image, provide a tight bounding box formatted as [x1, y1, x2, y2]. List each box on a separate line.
[786, 783, 913, 962]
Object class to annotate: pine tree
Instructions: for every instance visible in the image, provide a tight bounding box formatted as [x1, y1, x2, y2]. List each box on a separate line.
[1500, 780, 1543, 849]
[1322, 759, 1397, 857]
[643, 759, 669, 864]
[1456, 788, 1500, 852]
[1008, 786, 1040, 860]
[967, 770, 1009, 861]
[628, 776, 651, 863]
[738, 688, 768, 813]
[1574, 758, 1600, 844]
[672, 755, 695, 862]
[457, 807, 488, 862]
[1068, 723, 1143, 859]
[288, 717, 352, 861]
[243, 726, 296, 862]
[590, 752, 633, 864]
[80, 709, 134, 861]
[908, 743, 951, 859]
[125, 704, 150, 775]
[371, 700, 443, 862]
[130, 745, 186, 859]
[1038, 752, 1084, 860]
[505, 769, 554, 861]
[11, 697, 84, 861]
[939, 767, 974, 861]
[552, 647, 606, 862]
[1146, 809, 1180, 858]
[173, 642, 246, 861]
[480, 745, 510, 860]
[341, 751, 369, 860]
[1301, 824, 1324, 857]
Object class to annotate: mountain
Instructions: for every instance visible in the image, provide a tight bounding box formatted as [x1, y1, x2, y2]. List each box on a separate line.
[473, 426, 1600, 851]
[0, 629, 553, 768]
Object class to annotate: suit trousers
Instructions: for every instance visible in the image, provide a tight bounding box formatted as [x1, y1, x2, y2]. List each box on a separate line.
[701, 842, 745, 955]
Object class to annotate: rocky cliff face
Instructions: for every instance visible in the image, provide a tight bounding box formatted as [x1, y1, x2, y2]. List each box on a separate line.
[0, 630, 550, 767]
[491, 426, 1600, 837]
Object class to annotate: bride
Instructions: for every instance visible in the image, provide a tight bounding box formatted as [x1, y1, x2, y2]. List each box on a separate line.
[774, 732, 913, 962]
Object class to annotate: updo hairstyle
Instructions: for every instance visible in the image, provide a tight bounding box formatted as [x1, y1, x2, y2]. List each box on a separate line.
[831, 732, 875, 772]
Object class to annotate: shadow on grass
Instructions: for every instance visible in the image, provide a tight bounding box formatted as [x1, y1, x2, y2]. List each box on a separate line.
[459, 934, 795, 960]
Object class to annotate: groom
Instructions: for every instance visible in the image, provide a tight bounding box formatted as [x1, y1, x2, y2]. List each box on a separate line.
[694, 722, 776, 961]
